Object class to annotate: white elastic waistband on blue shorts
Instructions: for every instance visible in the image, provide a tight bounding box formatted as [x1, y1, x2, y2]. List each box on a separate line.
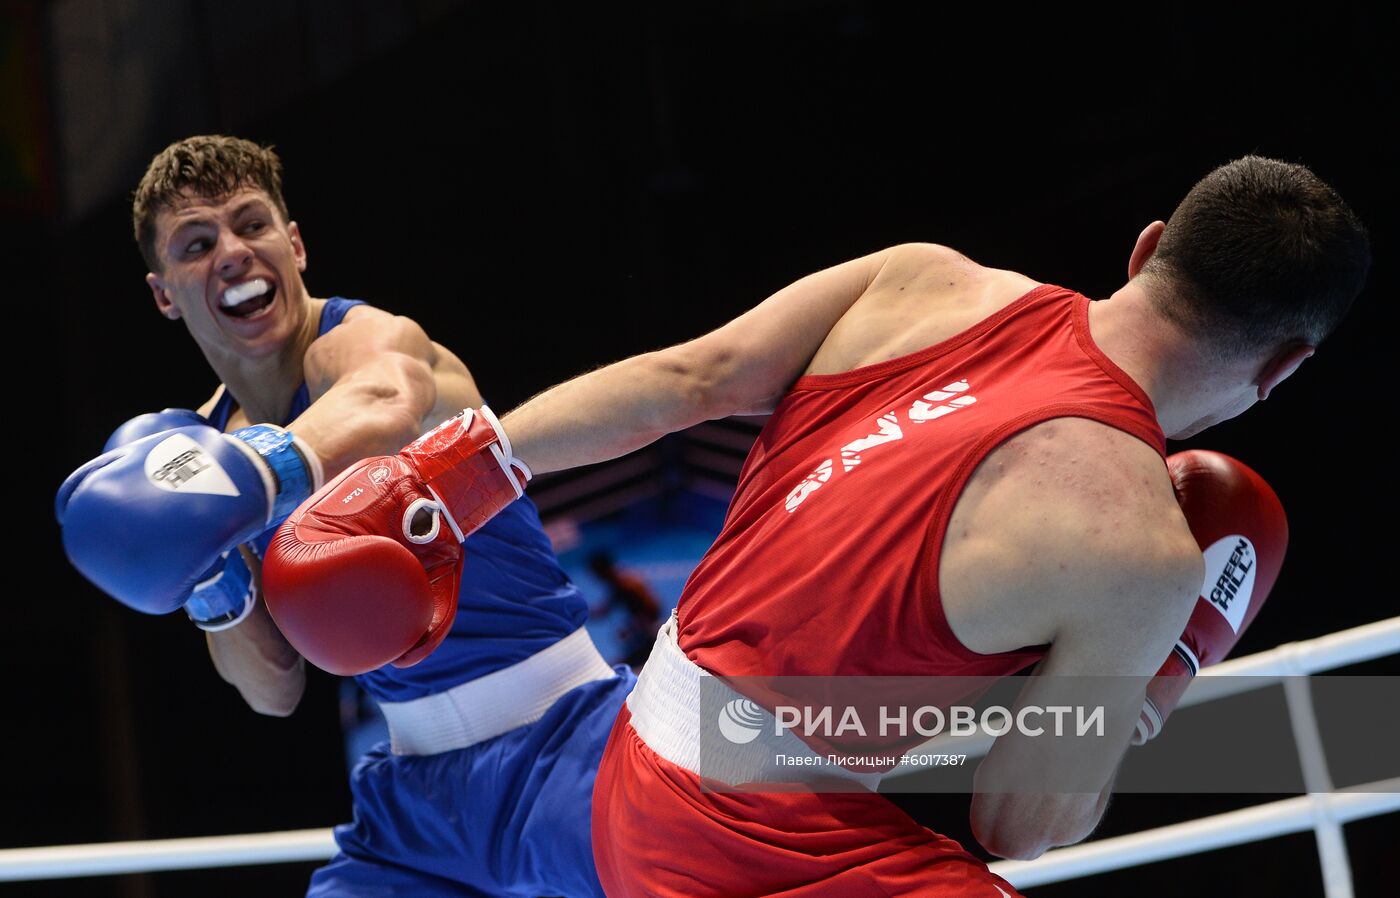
[378, 626, 616, 756]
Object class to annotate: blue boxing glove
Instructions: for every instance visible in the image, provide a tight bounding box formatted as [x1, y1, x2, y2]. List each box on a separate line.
[100, 409, 261, 629]
[57, 421, 321, 616]
[103, 408, 211, 452]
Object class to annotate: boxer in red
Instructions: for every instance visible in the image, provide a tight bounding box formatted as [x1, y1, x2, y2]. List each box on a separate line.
[266, 156, 1369, 895]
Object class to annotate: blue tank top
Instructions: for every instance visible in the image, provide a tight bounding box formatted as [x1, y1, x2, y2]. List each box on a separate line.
[209, 297, 587, 701]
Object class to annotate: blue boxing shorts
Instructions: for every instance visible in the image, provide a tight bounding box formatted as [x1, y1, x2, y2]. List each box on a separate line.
[308, 662, 636, 898]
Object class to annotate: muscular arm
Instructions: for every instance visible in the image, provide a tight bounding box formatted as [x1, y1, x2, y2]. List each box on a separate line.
[969, 601, 1187, 860]
[208, 307, 479, 714]
[290, 307, 481, 470]
[205, 548, 304, 716]
[502, 244, 921, 475]
[953, 424, 1204, 859]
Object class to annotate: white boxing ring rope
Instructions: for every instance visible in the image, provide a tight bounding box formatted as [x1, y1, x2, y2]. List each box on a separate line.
[2, 616, 1398, 887]
[0, 830, 337, 881]
[990, 783, 1400, 890]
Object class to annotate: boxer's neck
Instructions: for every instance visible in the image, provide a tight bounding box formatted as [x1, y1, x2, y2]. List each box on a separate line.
[1087, 283, 1260, 441]
[202, 296, 324, 426]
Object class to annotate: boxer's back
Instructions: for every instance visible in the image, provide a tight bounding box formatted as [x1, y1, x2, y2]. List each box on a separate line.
[677, 245, 1186, 677]
[804, 246, 1041, 379]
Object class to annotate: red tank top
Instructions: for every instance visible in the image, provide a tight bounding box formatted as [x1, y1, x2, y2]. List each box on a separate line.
[678, 283, 1164, 680]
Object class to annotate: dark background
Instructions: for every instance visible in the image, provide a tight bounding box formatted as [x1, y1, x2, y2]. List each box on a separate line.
[8, 2, 1396, 895]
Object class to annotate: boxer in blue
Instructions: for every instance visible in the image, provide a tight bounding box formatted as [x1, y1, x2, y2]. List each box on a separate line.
[57, 135, 635, 897]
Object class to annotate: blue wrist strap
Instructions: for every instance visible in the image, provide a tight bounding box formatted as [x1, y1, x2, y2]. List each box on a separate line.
[232, 424, 318, 522]
[183, 552, 255, 630]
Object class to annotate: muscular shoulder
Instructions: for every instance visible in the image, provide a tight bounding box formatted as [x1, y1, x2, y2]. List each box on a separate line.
[859, 242, 1006, 282]
[806, 243, 1040, 375]
[304, 304, 482, 427]
[870, 242, 1041, 306]
[941, 418, 1203, 669]
[303, 307, 434, 383]
[307, 305, 429, 357]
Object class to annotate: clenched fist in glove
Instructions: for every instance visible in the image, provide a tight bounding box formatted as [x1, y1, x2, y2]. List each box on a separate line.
[58, 415, 319, 623]
[262, 406, 531, 675]
[1133, 450, 1288, 743]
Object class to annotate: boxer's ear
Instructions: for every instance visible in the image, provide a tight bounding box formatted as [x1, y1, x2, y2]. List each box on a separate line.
[289, 222, 307, 273]
[1128, 221, 1166, 280]
[1256, 344, 1314, 400]
[147, 273, 180, 320]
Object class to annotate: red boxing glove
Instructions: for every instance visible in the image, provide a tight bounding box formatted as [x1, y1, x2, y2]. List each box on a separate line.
[1133, 450, 1288, 744]
[261, 406, 531, 675]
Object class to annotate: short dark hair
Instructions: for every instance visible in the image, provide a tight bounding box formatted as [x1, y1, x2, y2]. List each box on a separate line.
[132, 135, 290, 272]
[1140, 155, 1370, 358]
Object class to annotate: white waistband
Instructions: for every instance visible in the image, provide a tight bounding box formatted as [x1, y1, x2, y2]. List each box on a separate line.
[379, 626, 616, 756]
[626, 618, 883, 789]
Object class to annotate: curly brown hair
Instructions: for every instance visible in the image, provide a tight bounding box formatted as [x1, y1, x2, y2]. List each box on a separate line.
[133, 135, 290, 272]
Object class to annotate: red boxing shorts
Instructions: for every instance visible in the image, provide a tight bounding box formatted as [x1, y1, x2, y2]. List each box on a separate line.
[590, 621, 1023, 897]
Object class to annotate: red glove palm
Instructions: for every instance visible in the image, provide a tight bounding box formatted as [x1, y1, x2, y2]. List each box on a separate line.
[1133, 450, 1288, 743]
[262, 407, 530, 675]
